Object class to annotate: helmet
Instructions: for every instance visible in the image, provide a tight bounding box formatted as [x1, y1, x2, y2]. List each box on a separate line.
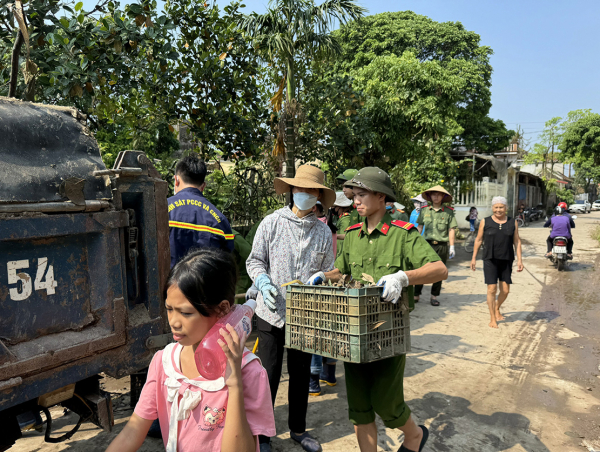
[554, 206, 564, 215]
[558, 202, 567, 210]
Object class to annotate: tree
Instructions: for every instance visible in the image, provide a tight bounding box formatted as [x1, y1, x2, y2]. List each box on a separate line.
[163, 0, 270, 161]
[572, 157, 600, 199]
[560, 111, 600, 166]
[330, 11, 513, 154]
[524, 117, 564, 178]
[240, 0, 366, 178]
[0, 0, 175, 118]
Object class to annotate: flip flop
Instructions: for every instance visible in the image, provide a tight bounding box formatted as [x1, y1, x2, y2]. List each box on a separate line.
[398, 425, 429, 452]
[430, 299, 440, 306]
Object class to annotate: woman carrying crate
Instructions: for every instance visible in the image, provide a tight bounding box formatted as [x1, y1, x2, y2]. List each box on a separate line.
[246, 165, 336, 452]
[323, 167, 448, 452]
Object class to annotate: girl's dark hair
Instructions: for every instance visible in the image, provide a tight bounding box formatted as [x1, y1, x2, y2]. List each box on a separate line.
[165, 248, 237, 317]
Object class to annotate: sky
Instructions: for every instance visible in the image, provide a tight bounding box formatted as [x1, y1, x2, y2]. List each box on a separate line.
[84, 0, 600, 148]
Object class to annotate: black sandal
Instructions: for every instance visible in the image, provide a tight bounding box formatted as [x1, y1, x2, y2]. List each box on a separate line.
[414, 297, 420, 303]
[398, 425, 429, 452]
[430, 298, 440, 306]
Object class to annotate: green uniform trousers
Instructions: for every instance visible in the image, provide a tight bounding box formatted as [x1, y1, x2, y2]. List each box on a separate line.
[415, 241, 448, 297]
[343, 355, 411, 428]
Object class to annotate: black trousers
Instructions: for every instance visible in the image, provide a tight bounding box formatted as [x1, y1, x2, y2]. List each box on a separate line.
[547, 237, 573, 253]
[256, 317, 312, 444]
[415, 242, 448, 297]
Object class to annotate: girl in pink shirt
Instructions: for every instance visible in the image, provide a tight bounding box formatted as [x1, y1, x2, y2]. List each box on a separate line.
[106, 249, 275, 452]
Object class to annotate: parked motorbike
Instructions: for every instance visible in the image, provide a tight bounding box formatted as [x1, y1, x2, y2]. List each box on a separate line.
[547, 236, 571, 271]
[524, 207, 539, 222]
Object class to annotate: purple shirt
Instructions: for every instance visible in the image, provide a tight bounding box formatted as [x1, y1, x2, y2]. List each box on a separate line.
[546, 215, 572, 238]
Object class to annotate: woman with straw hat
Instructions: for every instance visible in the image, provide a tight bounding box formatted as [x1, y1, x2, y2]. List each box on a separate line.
[246, 164, 335, 452]
[415, 185, 457, 306]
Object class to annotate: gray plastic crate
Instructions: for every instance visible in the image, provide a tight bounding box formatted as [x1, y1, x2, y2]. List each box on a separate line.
[284, 284, 410, 363]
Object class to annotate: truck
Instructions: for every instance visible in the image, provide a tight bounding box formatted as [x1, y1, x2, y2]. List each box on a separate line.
[0, 98, 171, 450]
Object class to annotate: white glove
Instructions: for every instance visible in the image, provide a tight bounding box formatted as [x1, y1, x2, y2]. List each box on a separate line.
[306, 271, 325, 285]
[245, 284, 259, 301]
[376, 271, 409, 303]
[449, 245, 456, 259]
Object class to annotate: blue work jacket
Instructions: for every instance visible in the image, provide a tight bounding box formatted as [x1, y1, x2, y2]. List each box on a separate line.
[168, 187, 234, 267]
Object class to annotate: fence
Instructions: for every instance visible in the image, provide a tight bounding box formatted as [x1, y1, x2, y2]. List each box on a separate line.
[453, 179, 507, 229]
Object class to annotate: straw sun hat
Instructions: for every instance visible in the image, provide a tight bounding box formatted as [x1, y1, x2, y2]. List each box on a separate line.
[274, 165, 336, 209]
[422, 185, 453, 203]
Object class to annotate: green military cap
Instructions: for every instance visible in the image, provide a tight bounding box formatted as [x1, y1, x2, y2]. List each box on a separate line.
[344, 167, 396, 202]
[336, 168, 359, 183]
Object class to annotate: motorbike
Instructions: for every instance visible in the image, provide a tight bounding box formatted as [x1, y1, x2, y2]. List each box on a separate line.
[524, 207, 539, 222]
[547, 236, 571, 271]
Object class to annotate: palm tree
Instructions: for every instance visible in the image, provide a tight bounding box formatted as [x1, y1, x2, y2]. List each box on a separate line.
[241, 0, 366, 178]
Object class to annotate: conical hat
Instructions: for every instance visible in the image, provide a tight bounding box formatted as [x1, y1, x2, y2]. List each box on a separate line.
[422, 185, 452, 202]
[274, 165, 336, 209]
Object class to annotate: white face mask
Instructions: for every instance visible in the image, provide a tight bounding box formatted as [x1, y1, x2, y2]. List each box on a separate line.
[294, 192, 318, 211]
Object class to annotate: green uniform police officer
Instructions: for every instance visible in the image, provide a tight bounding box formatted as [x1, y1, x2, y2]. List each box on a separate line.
[415, 185, 457, 306]
[323, 167, 448, 452]
[337, 169, 362, 226]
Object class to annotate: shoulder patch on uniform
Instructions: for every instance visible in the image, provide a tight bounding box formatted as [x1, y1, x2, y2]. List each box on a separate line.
[345, 222, 363, 232]
[391, 220, 415, 231]
[445, 206, 454, 211]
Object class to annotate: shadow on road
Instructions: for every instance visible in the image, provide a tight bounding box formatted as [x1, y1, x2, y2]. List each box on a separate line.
[412, 392, 551, 452]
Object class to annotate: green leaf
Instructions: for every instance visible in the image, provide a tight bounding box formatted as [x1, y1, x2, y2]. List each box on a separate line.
[75, 2, 84, 11]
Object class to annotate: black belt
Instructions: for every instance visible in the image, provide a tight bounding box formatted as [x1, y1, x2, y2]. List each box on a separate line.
[427, 240, 448, 246]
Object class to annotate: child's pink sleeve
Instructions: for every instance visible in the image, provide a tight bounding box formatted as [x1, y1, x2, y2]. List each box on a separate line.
[241, 361, 276, 438]
[133, 351, 162, 421]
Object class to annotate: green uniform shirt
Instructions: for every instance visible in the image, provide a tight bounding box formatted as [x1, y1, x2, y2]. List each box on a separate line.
[416, 206, 457, 242]
[232, 229, 253, 295]
[336, 212, 352, 256]
[335, 213, 441, 283]
[390, 210, 409, 222]
[348, 206, 363, 226]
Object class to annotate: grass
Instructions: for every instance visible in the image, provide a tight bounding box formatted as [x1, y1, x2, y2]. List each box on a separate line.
[592, 224, 600, 246]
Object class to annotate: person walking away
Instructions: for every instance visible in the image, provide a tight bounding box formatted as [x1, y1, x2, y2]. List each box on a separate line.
[106, 249, 275, 452]
[168, 155, 234, 268]
[333, 191, 354, 255]
[246, 165, 336, 452]
[470, 197, 524, 328]
[544, 206, 573, 259]
[321, 167, 448, 452]
[409, 195, 426, 236]
[468, 206, 478, 232]
[415, 186, 457, 306]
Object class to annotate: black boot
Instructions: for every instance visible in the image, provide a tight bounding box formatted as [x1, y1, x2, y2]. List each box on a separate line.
[309, 374, 321, 396]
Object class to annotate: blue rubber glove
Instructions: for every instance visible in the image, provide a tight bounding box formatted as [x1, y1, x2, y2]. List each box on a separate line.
[306, 271, 325, 285]
[245, 284, 259, 302]
[376, 271, 409, 303]
[254, 274, 278, 312]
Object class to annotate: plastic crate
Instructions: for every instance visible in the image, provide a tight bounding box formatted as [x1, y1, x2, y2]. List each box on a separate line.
[284, 284, 410, 363]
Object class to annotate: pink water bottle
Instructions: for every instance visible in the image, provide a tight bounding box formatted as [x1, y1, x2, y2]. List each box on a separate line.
[195, 299, 256, 380]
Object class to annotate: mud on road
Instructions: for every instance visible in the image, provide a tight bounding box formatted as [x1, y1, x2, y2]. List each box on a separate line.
[10, 213, 600, 452]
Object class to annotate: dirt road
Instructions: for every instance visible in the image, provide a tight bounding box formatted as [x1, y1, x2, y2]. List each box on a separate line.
[11, 212, 600, 452]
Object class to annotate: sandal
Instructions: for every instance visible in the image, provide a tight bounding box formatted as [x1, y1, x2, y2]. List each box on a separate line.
[398, 425, 429, 452]
[414, 297, 420, 303]
[430, 298, 440, 306]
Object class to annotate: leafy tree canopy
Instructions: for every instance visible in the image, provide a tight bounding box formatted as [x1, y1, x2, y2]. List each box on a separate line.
[330, 11, 512, 154]
[560, 110, 600, 166]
